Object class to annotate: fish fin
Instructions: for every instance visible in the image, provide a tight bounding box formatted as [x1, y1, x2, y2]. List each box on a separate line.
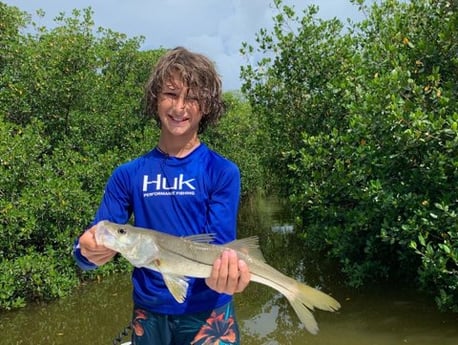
[226, 237, 265, 261]
[252, 267, 340, 334]
[162, 273, 189, 304]
[183, 233, 216, 244]
[283, 278, 340, 333]
[295, 281, 340, 331]
[289, 297, 320, 334]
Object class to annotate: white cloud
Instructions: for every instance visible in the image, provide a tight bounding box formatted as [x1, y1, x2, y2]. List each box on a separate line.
[4, 0, 368, 90]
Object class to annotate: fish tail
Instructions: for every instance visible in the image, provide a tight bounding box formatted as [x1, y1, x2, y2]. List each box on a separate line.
[252, 270, 340, 334]
[285, 279, 341, 334]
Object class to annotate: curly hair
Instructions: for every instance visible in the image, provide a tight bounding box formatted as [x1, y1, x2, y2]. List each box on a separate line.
[144, 47, 225, 134]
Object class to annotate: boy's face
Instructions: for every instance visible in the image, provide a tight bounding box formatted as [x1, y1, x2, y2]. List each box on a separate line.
[157, 72, 203, 138]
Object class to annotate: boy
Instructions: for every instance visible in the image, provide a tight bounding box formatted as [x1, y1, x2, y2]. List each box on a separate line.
[73, 47, 250, 344]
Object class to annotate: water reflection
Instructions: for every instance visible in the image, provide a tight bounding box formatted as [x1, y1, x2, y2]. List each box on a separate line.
[0, 273, 133, 344]
[236, 195, 458, 345]
[270, 224, 294, 234]
[1, 195, 457, 345]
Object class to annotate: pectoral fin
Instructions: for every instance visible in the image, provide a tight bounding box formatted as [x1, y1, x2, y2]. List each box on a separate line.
[162, 273, 189, 304]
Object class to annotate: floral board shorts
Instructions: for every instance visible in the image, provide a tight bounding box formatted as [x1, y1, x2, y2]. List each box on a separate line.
[131, 301, 240, 345]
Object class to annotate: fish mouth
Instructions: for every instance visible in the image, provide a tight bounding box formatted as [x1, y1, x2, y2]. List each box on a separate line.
[95, 221, 117, 248]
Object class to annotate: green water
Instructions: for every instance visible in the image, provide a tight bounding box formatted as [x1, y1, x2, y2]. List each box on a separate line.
[1, 196, 457, 344]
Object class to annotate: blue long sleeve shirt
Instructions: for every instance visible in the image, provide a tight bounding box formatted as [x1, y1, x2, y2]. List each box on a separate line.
[73, 144, 241, 314]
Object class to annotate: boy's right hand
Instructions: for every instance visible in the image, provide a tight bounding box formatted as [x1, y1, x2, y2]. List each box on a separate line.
[79, 225, 117, 266]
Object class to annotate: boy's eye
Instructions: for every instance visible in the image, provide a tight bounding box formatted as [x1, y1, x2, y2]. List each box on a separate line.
[161, 92, 199, 104]
[185, 96, 199, 103]
[162, 92, 178, 98]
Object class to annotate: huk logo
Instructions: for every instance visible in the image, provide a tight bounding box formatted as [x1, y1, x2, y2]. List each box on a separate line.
[143, 174, 196, 197]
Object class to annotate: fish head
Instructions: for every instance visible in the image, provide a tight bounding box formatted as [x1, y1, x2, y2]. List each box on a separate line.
[95, 220, 143, 252]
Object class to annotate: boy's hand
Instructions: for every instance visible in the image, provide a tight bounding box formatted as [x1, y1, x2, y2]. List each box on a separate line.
[79, 225, 117, 266]
[206, 249, 251, 294]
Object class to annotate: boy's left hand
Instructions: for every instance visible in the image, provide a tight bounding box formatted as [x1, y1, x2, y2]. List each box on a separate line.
[206, 249, 251, 294]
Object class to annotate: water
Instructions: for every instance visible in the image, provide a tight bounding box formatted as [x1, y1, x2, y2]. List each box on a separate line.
[1, 195, 457, 344]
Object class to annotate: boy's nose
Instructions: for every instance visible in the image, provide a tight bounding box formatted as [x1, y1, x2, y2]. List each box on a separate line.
[173, 94, 186, 109]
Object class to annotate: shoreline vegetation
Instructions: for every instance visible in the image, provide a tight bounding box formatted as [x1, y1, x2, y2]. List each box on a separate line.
[0, 0, 456, 313]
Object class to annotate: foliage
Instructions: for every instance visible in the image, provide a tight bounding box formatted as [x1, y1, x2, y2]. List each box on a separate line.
[241, 0, 457, 311]
[203, 91, 266, 196]
[0, 3, 261, 310]
[0, 5, 154, 310]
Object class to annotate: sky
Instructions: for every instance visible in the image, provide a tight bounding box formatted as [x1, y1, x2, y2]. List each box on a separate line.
[3, 0, 369, 91]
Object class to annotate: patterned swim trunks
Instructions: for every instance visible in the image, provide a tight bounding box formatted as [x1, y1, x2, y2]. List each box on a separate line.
[131, 301, 240, 345]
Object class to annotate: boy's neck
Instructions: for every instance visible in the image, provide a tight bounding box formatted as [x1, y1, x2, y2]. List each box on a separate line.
[157, 134, 201, 158]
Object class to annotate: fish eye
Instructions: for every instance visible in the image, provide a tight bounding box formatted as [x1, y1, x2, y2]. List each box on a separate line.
[118, 228, 127, 235]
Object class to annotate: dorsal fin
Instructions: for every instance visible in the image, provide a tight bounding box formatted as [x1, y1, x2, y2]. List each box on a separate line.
[183, 233, 216, 244]
[226, 236, 265, 262]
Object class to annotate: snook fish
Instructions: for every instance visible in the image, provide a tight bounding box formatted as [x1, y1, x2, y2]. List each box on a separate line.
[95, 220, 340, 334]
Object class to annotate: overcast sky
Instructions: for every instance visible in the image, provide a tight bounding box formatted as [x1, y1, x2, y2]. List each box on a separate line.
[4, 0, 369, 91]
